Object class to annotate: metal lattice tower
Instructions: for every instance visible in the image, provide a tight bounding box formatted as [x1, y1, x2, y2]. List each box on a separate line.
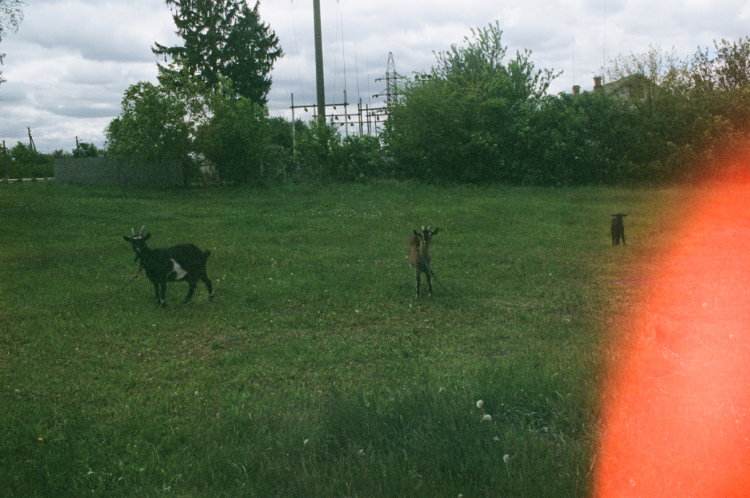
[373, 52, 405, 108]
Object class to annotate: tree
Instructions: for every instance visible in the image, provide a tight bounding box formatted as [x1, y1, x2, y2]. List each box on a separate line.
[687, 37, 750, 173]
[0, 0, 23, 86]
[602, 39, 750, 182]
[434, 22, 557, 100]
[707, 37, 750, 91]
[153, 0, 282, 104]
[195, 79, 271, 184]
[605, 44, 691, 92]
[104, 81, 193, 173]
[73, 142, 100, 158]
[384, 22, 559, 183]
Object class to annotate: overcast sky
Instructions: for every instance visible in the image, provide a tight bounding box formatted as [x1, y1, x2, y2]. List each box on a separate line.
[1, 0, 749, 153]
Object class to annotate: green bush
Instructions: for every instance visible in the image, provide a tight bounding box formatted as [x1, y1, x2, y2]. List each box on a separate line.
[337, 134, 388, 181]
[291, 122, 390, 182]
[0, 142, 54, 179]
[293, 121, 344, 180]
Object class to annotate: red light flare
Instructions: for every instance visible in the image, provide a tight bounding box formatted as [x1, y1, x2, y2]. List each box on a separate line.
[594, 178, 750, 497]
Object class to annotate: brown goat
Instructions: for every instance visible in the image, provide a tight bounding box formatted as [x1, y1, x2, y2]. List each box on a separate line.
[408, 226, 439, 297]
[611, 213, 627, 245]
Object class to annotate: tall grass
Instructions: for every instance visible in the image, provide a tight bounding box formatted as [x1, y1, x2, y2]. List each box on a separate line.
[0, 181, 678, 497]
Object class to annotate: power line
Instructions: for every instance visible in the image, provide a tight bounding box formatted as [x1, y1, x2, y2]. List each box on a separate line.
[603, 0, 607, 72]
[290, 0, 306, 103]
[353, 35, 361, 101]
[339, 4, 348, 104]
[366, 54, 371, 106]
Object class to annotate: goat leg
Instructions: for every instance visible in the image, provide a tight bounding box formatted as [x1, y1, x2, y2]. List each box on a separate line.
[184, 281, 197, 303]
[152, 282, 161, 305]
[201, 275, 214, 300]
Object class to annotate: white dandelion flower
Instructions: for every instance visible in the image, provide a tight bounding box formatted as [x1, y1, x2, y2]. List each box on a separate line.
[476, 400, 484, 409]
[482, 414, 492, 422]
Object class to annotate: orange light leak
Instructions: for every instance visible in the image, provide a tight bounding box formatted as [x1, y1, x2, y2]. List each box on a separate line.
[595, 176, 750, 497]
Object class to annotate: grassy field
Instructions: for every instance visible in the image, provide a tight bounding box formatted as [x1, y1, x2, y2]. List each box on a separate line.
[0, 180, 679, 497]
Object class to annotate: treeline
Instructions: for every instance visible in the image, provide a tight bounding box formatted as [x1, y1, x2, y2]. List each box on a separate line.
[8, 18, 750, 186]
[383, 24, 750, 185]
[102, 22, 750, 187]
[101, 75, 392, 186]
[0, 142, 100, 180]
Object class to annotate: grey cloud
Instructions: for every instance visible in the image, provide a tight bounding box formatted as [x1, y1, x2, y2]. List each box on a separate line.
[50, 104, 118, 119]
[15, 0, 178, 63]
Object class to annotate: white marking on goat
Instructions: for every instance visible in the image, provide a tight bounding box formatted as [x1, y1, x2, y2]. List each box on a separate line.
[171, 259, 188, 280]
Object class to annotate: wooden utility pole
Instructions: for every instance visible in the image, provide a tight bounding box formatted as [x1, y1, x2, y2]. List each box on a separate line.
[28, 127, 36, 152]
[313, 0, 325, 126]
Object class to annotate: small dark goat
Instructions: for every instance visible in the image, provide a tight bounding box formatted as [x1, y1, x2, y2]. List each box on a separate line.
[124, 226, 214, 307]
[408, 226, 439, 297]
[611, 213, 628, 246]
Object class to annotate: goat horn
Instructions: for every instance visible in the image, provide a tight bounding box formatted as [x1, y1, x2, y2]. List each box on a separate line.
[131, 228, 136, 236]
[139, 226, 146, 236]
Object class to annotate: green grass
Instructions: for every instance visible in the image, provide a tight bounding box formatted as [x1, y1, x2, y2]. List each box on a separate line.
[0, 180, 679, 497]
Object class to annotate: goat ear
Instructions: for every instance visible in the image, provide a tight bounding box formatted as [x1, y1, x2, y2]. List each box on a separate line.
[431, 228, 439, 235]
[124, 236, 132, 242]
[143, 233, 151, 241]
[413, 230, 420, 236]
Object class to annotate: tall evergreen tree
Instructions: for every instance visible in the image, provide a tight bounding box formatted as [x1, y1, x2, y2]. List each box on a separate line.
[153, 0, 282, 105]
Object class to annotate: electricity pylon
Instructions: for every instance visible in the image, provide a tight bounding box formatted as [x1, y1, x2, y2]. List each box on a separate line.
[373, 52, 405, 108]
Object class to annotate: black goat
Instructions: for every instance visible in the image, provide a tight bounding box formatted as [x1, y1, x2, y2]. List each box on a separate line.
[408, 226, 438, 297]
[124, 226, 214, 307]
[611, 213, 627, 246]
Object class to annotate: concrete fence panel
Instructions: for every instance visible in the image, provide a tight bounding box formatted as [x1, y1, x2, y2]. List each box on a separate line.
[54, 158, 183, 188]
